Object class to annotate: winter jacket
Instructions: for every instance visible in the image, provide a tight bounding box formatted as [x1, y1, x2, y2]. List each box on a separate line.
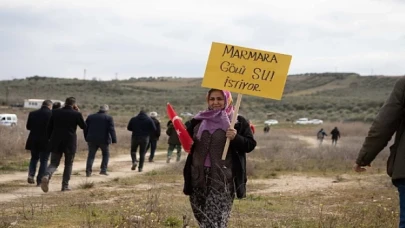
[127, 111, 156, 138]
[356, 77, 405, 180]
[183, 115, 256, 199]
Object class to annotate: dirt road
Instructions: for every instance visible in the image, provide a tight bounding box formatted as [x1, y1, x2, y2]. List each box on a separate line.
[289, 135, 340, 148]
[246, 135, 384, 195]
[0, 151, 172, 203]
[0, 135, 380, 204]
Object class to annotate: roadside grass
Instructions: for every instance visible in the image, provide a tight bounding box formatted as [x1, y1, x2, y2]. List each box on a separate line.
[0, 170, 398, 227]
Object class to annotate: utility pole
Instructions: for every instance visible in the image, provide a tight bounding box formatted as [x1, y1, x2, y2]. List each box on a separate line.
[84, 69, 87, 80]
[115, 72, 118, 80]
[5, 86, 9, 105]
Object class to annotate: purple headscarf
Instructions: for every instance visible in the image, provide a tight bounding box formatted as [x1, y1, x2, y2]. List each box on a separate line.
[193, 89, 234, 140]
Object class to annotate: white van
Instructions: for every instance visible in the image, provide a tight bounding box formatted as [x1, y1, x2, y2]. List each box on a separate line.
[0, 114, 18, 126]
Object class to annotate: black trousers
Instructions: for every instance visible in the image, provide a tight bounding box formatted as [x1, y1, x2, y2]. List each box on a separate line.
[130, 136, 149, 169]
[86, 142, 110, 174]
[45, 151, 75, 188]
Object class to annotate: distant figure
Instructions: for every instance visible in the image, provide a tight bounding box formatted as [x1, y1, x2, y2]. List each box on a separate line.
[317, 128, 327, 145]
[52, 102, 62, 110]
[146, 112, 161, 162]
[127, 109, 156, 172]
[166, 120, 182, 163]
[330, 127, 341, 146]
[84, 104, 117, 177]
[25, 100, 53, 186]
[41, 97, 86, 192]
[264, 124, 270, 133]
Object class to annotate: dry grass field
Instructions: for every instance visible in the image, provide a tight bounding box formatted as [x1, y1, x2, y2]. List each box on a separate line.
[0, 117, 399, 227]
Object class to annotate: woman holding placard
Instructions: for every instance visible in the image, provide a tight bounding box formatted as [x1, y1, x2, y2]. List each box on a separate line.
[183, 89, 256, 227]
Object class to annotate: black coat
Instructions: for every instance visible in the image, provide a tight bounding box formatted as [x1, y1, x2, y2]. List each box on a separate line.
[25, 106, 52, 151]
[127, 111, 156, 138]
[84, 111, 117, 145]
[331, 128, 340, 139]
[183, 115, 256, 199]
[47, 106, 86, 153]
[149, 117, 161, 141]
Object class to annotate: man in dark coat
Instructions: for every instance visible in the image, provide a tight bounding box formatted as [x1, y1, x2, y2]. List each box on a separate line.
[84, 104, 117, 177]
[146, 112, 161, 162]
[330, 127, 341, 146]
[41, 97, 86, 192]
[127, 109, 156, 172]
[25, 99, 53, 186]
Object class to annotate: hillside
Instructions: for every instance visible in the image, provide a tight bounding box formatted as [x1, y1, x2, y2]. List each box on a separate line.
[0, 73, 402, 122]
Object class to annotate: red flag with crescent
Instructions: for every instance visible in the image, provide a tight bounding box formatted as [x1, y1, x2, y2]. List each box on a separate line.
[166, 103, 193, 153]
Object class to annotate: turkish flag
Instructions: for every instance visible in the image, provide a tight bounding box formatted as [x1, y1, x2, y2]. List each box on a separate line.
[166, 103, 193, 153]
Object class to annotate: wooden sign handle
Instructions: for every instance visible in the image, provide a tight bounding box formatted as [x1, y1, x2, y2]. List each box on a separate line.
[222, 93, 243, 160]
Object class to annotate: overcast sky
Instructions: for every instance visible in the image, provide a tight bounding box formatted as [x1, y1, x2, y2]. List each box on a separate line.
[0, 0, 404, 80]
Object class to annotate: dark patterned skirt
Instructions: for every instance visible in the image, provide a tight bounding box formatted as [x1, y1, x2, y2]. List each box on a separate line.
[189, 167, 235, 228]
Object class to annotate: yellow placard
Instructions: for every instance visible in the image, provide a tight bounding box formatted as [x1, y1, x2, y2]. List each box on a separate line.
[202, 42, 292, 100]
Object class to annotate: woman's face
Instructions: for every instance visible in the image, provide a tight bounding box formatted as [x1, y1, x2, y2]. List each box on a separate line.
[208, 90, 225, 110]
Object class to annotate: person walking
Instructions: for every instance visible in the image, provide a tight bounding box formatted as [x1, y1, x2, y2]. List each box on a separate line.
[40, 97, 86, 192]
[84, 104, 117, 177]
[330, 127, 341, 146]
[166, 120, 182, 163]
[317, 128, 327, 145]
[127, 109, 156, 172]
[146, 112, 161, 162]
[25, 100, 53, 186]
[264, 124, 270, 133]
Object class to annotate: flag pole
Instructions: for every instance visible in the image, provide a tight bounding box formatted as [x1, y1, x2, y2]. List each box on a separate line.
[222, 93, 243, 160]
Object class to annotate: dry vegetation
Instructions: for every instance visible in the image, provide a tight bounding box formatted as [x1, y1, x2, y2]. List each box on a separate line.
[0, 74, 402, 227]
[0, 73, 402, 122]
[0, 120, 400, 227]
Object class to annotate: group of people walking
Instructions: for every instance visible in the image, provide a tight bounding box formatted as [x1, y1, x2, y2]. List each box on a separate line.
[316, 127, 341, 145]
[25, 97, 86, 191]
[25, 97, 185, 191]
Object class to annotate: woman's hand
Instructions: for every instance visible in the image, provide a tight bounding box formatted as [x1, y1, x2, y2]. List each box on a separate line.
[226, 128, 237, 140]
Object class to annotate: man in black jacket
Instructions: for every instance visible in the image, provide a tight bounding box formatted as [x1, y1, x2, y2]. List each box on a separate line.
[146, 112, 161, 162]
[25, 100, 53, 186]
[127, 109, 156, 172]
[330, 127, 341, 146]
[41, 97, 86, 192]
[84, 104, 117, 177]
